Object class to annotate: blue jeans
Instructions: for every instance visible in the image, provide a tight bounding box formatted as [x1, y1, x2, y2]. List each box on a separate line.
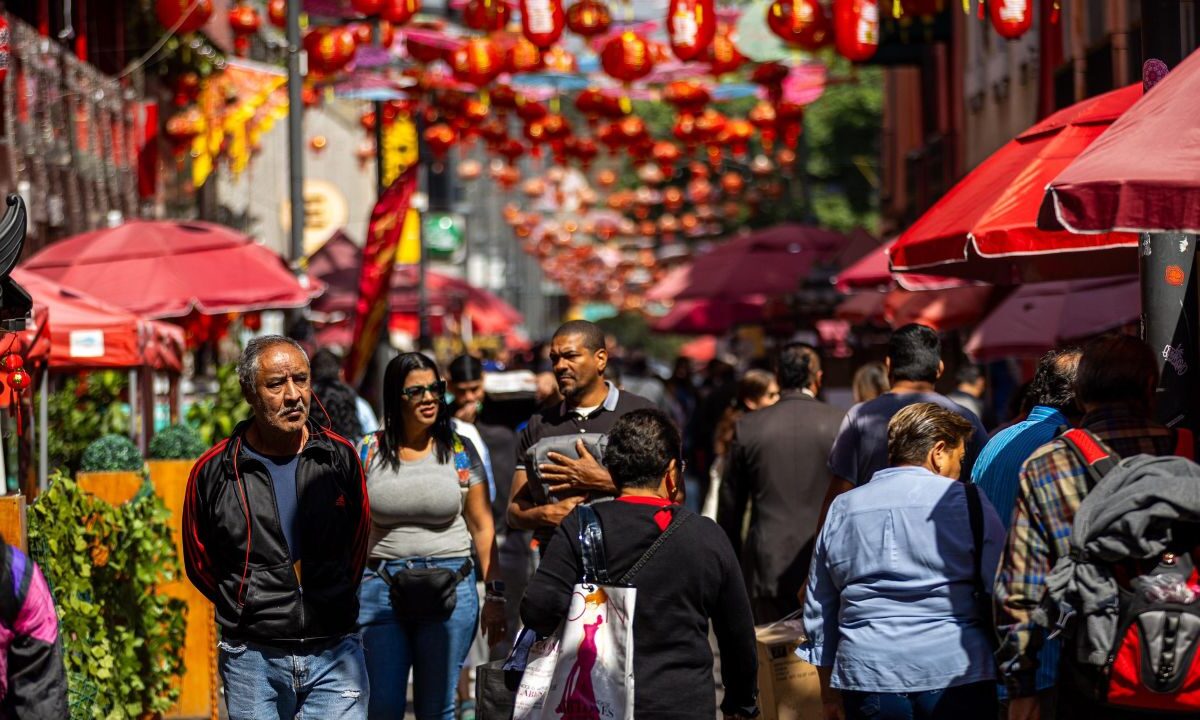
[217, 633, 369, 720]
[842, 680, 998, 719]
[358, 556, 480, 719]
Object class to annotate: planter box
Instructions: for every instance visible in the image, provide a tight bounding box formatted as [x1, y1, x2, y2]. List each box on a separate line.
[148, 460, 217, 720]
[0, 495, 26, 551]
[76, 470, 144, 505]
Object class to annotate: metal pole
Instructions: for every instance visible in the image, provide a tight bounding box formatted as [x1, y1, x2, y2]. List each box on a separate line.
[128, 370, 138, 442]
[286, 0, 305, 264]
[38, 371, 47, 491]
[1140, 2, 1199, 441]
[373, 20, 387, 197]
[416, 115, 431, 351]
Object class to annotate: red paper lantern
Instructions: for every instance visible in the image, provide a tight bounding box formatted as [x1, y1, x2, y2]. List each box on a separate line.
[767, 0, 830, 50]
[496, 138, 526, 165]
[520, 0, 565, 48]
[719, 119, 754, 157]
[424, 123, 458, 159]
[601, 31, 654, 83]
[382, 0, 421, 25]
[541, 113, 572, 141]
[720, 171, 745, 195]
[165, 110, 204, 147]
[351, 20, 394, 47]
[492, 84, 519, 110]
[693, 108, 727, 142]
[450, 37, 504, 87]
[0, 353, 23, 372]
[352, 0, 385, 14]
[406, 33, 444, 62]
[663, 80, 711, 115]
[268, 0, 287, 27]
[506, 34, 544, 73]
[463, 0, 510, 32]
[990, 0, 1033, 39]
[516, 98, 548, 123]
[667, 0, 715, 62]
[833, 0, 879, 62]
[157, 0, 214, 34]
[304, 27, 357, 73]
[229, 4, 262, 35]
[707, 24, 744, 75]
[8, 369, 30, 391]
[566, 0, 611, 37]
[172, 72, 201, 106]
[542, 46, 578, 73]
[617, 116, 648, 145]
[651, 141, 682, 176]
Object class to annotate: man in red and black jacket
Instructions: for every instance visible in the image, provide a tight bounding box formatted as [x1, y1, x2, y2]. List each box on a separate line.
[183, 336, 370, 720]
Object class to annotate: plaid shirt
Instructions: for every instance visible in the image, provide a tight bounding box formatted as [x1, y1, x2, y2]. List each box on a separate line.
[993, 404, 1176, 696]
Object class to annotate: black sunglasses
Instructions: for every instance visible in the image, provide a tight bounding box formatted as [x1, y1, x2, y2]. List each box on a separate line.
[400, 381, 446, 401]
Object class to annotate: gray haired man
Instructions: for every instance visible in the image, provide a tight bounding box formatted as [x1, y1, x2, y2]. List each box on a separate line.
[183, 336, 371, 719]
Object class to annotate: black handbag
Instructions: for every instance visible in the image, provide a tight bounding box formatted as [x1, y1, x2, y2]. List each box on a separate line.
[965, 482, 998, 647]
[375, 559, 473, 621]
[476, 659, 521, 720]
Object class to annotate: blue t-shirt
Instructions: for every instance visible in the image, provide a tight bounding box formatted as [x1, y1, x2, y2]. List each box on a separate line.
[244, 445, 302, 562]
[827, 391, 989, 487]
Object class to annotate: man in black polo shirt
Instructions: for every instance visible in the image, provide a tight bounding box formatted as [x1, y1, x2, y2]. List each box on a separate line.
[507, 320, 655, 549]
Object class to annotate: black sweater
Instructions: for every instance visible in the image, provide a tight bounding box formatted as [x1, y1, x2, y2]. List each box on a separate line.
[520, 502, 759, 718]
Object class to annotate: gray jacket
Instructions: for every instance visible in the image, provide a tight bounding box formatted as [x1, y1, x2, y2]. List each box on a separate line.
[1040, 453, 1200, 665]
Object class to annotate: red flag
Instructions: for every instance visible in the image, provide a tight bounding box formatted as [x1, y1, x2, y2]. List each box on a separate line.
[344, 167, 418, 386]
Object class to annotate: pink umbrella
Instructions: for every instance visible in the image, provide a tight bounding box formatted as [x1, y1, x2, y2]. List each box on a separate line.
[676, 224, 846, 300]
[646, 264, 692, 303]
[650, 297, 766, 334]
[965, 277, 1139, 360]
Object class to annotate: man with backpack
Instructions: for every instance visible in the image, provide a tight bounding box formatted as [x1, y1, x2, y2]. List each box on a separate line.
[994, 335, 1180, 720]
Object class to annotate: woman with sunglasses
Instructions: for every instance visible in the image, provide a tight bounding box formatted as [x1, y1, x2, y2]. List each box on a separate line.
[357, 353, 507, 719]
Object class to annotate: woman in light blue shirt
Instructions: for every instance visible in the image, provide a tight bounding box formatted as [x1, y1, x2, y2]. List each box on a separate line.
[799, 402, 1005, 720]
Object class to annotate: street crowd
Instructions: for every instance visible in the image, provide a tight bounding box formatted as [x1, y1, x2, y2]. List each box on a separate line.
[0, 320, 1196, 720]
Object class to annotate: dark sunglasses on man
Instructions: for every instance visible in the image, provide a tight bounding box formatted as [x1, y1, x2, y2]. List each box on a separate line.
[400, 380, 446, 401]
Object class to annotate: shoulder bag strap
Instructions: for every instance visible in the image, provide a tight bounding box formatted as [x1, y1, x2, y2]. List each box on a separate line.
[619, 507, 694, 586]
[577, 504, 611, 585]
[1059, 428, 1119, 489]
[964, 483, 986, 598]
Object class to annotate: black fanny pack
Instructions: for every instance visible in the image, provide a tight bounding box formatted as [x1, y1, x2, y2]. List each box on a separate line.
[374, 559, 473, 621]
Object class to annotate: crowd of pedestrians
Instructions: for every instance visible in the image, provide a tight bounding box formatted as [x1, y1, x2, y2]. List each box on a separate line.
[165, 319, 1200, 720]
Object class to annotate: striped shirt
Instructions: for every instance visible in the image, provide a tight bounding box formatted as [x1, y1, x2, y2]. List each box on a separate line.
[971, 405, 1068, 693]
[993, 405, 1175, 697]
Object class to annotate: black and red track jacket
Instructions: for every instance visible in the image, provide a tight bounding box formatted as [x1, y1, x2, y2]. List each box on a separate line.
[182, 419, 370, 645]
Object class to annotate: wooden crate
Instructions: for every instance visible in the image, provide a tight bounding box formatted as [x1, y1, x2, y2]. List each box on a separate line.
[0, 494, 26, 551]
[148, 460, 218, 720]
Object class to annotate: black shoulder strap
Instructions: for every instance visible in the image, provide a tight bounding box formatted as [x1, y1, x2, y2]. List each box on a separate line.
[577, 504, 611, 585]
[964, 483, 986, 598]
[619, 508, 694, 586]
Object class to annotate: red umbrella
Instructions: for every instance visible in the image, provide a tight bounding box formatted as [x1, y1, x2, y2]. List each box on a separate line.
[22, 221, 319, 319]
[12, 269, 184, 372]
[650, 297, 766, 334]
[646, 264, 692, 303]
[883, 285, 996, 331]
[676, 224, 846, 300]
[1043, 50, 1200, 234]
[889, 85, 1142, 284]
[835, 291, 886, 325]
[835, 239, 974, 292]
[965, 277, 1139, 361]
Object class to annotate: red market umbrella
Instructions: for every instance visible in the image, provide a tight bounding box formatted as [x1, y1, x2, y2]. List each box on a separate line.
[12, 269, 184, 372]
[646, 264, 692, 303]
[835, 291, 887, 325]
[965, 277, 1140, 361]
[23, 220, 320, 319]
[1043, 50, 1200, 234]
[650, 297, 766, 335]
[676, 224, 846, 300]
[889, 85, 1142, 284]
[835, 239, 974, 292]
[883, 285, 996, 331]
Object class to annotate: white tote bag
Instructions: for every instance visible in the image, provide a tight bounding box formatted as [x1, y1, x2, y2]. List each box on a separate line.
[513, 505, 692, 720]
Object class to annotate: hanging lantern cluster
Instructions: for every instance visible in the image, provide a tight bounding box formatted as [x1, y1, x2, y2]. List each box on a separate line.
[157, 0, 214, 34]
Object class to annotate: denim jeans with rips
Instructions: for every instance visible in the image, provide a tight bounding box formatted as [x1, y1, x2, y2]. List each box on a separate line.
[217, 632, 369, 720]
[357, 556, 480, 720]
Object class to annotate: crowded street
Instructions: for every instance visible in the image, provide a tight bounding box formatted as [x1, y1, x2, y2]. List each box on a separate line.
[0, 0, 1195, 719]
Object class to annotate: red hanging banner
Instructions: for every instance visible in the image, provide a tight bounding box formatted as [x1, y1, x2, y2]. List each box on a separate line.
[345, 166, 419, 386]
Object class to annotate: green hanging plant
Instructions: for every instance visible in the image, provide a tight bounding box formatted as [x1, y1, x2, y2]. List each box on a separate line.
[80, 435, 145, 473]
[148, 424, 207, 461]
[29, 474, 186, 719]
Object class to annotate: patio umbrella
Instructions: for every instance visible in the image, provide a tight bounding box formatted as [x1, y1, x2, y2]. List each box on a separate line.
[835, 292, 887, 325]
[883, 285, 996, 331]
[22, 221, 319, 319]
[835, 239, 974, 292]
[889, 84, 1142, 284]
[650, 297, 766, 335]
[12, 269, 184, 372]
[1042, 49, 1200, 234]
[676, 224, 846, 300]
[965, 277, 1139, 361]
[646, 264, 693, 303]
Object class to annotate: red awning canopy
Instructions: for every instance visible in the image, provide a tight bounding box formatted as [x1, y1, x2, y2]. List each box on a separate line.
[12, 269, 184, 371]
[835, 239, 974, 292]
[965, 277, 1139, 361]
[676, 224, 847, 300]
[23, 220, 320, 319]
[883, 285, 996, 331]
[1043, 49, 1200, 234]
[890, 85, 1142, 284]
